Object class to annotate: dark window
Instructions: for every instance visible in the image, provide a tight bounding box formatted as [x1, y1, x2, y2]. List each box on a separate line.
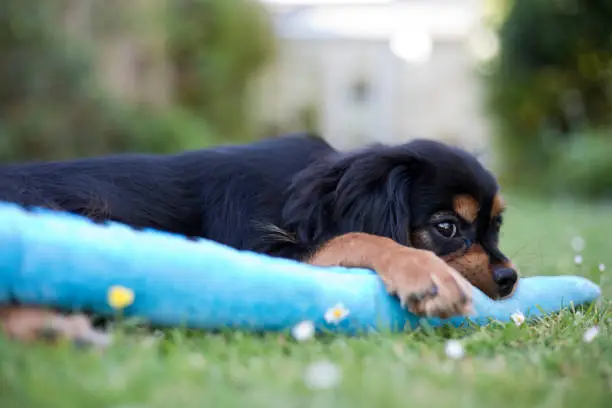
[349, 79, 371, 104]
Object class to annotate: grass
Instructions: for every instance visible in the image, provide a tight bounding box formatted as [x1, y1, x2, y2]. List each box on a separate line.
[1, 194, 611, 408]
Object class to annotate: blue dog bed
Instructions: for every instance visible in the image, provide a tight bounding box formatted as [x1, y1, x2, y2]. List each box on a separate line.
[0, 202, 601, 334]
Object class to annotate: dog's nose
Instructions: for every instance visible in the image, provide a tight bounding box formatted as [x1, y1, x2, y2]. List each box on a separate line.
[493, 267, 518, 297]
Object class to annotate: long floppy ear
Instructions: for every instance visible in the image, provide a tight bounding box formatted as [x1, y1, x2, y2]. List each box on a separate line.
[281, 145, 423, 247]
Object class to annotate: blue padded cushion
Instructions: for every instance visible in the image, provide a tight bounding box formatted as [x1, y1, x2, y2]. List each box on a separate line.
[0, 202, 601, 334]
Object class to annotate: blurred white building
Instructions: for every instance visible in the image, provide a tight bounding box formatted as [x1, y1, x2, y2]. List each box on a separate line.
[254, 0, 498, 152]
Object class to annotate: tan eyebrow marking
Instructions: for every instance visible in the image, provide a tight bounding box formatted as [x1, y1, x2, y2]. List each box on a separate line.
[453, 194, 479, 223]
[491, 193, 506, 218]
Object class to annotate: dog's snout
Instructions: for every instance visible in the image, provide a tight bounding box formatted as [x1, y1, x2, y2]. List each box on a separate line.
[493, 267, 518, 298]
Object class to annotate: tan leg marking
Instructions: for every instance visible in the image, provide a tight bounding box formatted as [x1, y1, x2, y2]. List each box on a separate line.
[307, 233, 473, 318]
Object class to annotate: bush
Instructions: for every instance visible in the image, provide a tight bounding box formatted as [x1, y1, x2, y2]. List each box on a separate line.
[485, 0, 612, 192]
[547, 130, 612, 199]
[167, 0, 275, 141]
[0, 0, 110, 161]
[0, 0, 275, 162]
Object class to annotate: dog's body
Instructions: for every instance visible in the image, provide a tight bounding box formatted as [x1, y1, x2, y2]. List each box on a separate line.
[0, 134, 331, 253]
[0, 134, 518, 344]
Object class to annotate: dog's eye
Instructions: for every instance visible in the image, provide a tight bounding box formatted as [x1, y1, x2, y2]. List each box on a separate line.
[435, 222, 458, 238]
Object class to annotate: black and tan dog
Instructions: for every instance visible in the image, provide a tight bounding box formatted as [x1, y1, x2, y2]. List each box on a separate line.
[0, 134, 517, 343]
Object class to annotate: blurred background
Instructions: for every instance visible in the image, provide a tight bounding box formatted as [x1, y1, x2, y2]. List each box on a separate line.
[0, 0, 610, 200]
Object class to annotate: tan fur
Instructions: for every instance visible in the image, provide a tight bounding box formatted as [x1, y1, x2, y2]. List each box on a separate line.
[453, 195, 480, 223]
[443, 244, 498, 299]
[491, 193, 506, 218]
[307, 232, 473, 318]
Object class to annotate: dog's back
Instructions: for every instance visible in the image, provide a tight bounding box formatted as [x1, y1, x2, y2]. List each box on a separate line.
[0, 133, 335, 245]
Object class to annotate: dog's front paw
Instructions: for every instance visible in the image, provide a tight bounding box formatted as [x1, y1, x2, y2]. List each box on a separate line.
[376, 249, 473, 318]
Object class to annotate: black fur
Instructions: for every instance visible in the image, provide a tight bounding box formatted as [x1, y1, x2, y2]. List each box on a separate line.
[0, 133, 502, 264]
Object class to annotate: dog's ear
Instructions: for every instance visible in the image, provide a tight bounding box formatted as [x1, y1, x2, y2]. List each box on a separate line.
[281, 154, 351, 247]
[282, 146, 424, 247]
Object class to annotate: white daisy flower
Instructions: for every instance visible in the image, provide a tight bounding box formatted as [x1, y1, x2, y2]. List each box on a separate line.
[511, 311, 525, 326]
[583, 326, 600, 343]
[291, 320, 315, 342]
[571, 236, 585, 252]
[574, 254, 583, 266]
[303, 361, 342, 389]
[598, 263, 606, 272]
[444, 340, 465, 360]
[324, 303, 350, 324]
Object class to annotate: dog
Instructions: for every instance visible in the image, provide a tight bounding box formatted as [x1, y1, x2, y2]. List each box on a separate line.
[0, 133, 518, 344]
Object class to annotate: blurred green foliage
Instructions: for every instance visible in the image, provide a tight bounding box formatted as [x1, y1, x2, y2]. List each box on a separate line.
[548, 130, 612, 199]
[168, 0, 275, 140]
[485, 0, 612, 198]
[0, 0, 274, 162]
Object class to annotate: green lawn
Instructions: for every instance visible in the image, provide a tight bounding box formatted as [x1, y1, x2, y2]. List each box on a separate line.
[1, 194, 611, 408]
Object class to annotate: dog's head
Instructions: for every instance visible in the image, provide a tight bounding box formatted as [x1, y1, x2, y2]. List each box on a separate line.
[402, 140, 517, 299]
[283, 139, 518, 299]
